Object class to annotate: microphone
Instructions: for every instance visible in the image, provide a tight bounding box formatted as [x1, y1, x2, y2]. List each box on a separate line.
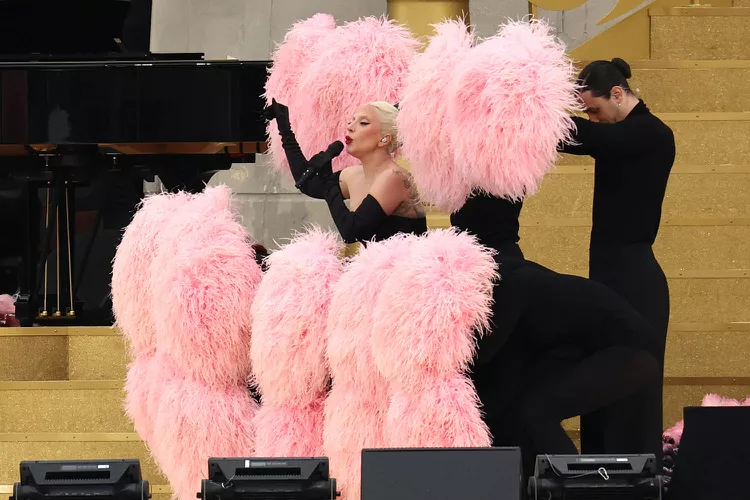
[295, 140, 345, 190]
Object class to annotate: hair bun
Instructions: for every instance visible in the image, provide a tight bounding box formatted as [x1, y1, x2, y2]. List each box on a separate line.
[610, 57, 632, 79]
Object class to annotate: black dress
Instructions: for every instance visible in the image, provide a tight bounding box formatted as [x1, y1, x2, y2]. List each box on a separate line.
[561, 100, 675, 464]
[451, 194, 661, 475]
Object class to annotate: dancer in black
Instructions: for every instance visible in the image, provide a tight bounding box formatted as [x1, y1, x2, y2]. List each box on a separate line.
[451, 194, 662, 476]
[560, 58, 675, 464]
[265, 99, 427, 243]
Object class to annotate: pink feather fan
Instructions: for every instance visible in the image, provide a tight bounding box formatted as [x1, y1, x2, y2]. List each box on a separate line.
[294, 16, 421, 173]
[250, 227, 344, 456]
[148, 353, 258, 500]
[323, 233, 419, 500]
[151, 185, 262, 388]
[370, 228, 497, 447]
[446, 19, 579, 204]
[398, 19, 475, 213]
[0, 293, 18, 326]
[112, 191, 191, 356]
[264, 14, 337, 175]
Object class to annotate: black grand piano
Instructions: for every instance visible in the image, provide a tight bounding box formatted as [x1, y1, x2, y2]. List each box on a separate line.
[0, 0, 270, 326]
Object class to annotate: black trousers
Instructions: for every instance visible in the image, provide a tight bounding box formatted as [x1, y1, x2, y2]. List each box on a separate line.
[471, 251, 661, 475]
[581, 242, 670, 466]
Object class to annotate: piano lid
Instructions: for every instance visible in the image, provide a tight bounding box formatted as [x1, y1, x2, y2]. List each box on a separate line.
[0, 0, 136, 57]
[0, 0, 270, 149]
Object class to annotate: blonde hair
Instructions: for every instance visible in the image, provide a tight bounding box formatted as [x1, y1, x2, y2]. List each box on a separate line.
[367, 101, 399, 154]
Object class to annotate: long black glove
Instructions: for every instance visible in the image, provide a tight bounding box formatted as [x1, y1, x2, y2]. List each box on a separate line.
[320, 174, 390, 245]
[264, 98, 329, 199]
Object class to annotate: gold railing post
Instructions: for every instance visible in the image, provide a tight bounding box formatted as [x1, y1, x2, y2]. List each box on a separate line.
[528, 1, 539, 19]
[387, 0, 470, 40]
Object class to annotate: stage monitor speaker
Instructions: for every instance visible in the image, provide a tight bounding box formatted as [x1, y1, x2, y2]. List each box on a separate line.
[361, 447, 523, 500]
[528, 454, 662, 499]
[199, 457, 336, 500]
[10, 459, 149, 500]
[669, 406, 750, 500]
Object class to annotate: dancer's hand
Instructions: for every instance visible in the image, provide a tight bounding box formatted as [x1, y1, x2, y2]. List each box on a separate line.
[263, 98, 291, 130]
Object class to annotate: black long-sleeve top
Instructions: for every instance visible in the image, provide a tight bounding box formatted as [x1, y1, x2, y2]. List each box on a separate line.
[560, 100, 676, 246]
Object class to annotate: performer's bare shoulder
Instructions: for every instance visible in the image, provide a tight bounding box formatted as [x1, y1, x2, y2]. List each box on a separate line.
[377, 165, 425, 219]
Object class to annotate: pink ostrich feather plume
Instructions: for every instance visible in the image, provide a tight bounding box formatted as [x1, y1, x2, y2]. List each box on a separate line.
[149, 354, 258, 500]
[295, 16, 421, 172]
[112, 191, 191, 357]
[123, 353, 163, 446]
[253, 401, 326, 457]
[371, 228, 497, 390]
[264, 14, 337, 175]
[448, 19, 579, 202]
[326, 232, 420, 388]
[250, 227, 343, 405]
[324, 234, 419, 500]
[0, 294, 14, 314]
[398, 19, 475, 213]
[385, 375, 491, 448]
[323, 389, 387, 500]
[0, 294, 17, 327]
[701, 393, 742, 407]
[151, 185, 262, 388]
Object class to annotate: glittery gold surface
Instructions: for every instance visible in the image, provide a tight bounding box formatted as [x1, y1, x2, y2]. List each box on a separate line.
[518, 226, 750, 274]
[631, 68, 750, 112]
[0, 441, 165, 484]
[662, 173, 750, 218]
[670, 120, 750, 165]
[68, 336, 128, 380]
[524, 173, 750, 219]
[522, 174, 593, 219]
[652, 16, 750, 60]
[665, 331, 750, 377]
[736, 0, 750, 6]
[670, 278, 750, 323]
[557, 152, 594, 166]
[0, 337, 67, 381]
[0, 389, 132, 433]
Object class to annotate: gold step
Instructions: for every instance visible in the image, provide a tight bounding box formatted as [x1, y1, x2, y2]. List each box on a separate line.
[736, 0, 750, 6]
[557, 114, 750, 167]
[0, 328, 126, 381]
[0, 485, 171, 500]
[629, 65, 750, 112]
[523, 170, 750, 220]
[0, 433, 166, 484]
[517, 225, 750, 273]
[650, 7, 750, 60]
[0, 381, 132, 433]
[671, 278, 749, 323]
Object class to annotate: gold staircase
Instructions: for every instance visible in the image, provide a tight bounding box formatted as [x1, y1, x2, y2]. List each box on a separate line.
[0, 4, 748, 496]
[427, 2, 750, 438]
[0, 327, 170, 500]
